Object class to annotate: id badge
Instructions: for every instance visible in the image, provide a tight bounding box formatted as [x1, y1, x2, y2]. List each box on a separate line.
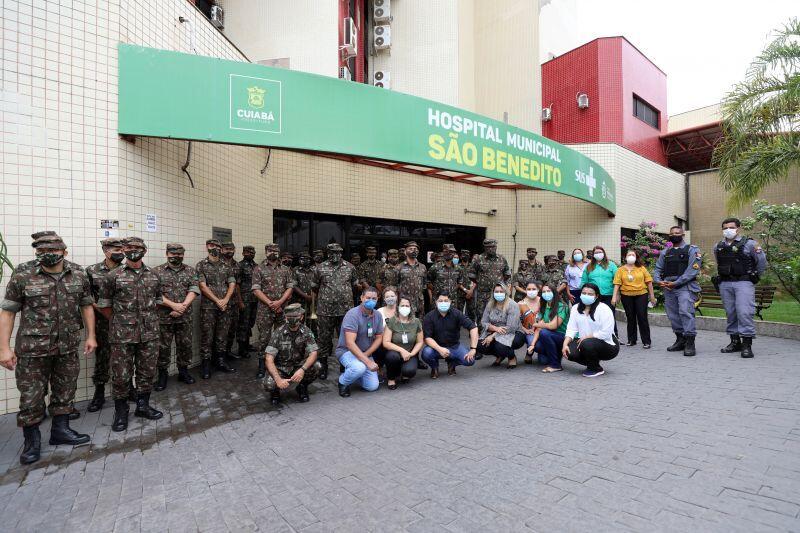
[367, 327, 374, 338]
[401, 332, 409, 344]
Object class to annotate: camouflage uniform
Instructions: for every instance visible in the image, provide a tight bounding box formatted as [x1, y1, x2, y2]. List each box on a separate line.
[2, 259, 93, 427]
[540, 265, 567, 290]
[195, 256, 236, 360]
[292, 263, 316, 316]
[86, 257, 119, 386]
[469, 239, 511, 321]
[380, 262, 400, 290]
[397, 261, 428, 317]
[512, 265, 532, 302]
[223, 251, 242, 353]
[153, 257, 199, 369]
[313, 244, 357, 365]
[236, 250, 258, 348]
[458, 249, 474, 319]
[251, 258, 294, 351]
[263, 321, 321, 393]
[427, 261, 464, 302]
[356, 252, 383, 290]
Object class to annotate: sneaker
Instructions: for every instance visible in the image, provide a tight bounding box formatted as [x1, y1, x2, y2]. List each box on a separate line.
[582, 369, 605, 378]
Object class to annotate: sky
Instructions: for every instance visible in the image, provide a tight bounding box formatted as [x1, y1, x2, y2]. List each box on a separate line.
[539, 0, 797, 115]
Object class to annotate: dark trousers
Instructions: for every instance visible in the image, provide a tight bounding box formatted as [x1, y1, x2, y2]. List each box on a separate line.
[569, 288, 582, 303]
[566, 338, 619, 372]
[384, 351, 418, 380]
[477, 331, 526, 360]
[598, 294, 618, 335]
[533, 329, 566, 368]
[620, 293, 651, 344]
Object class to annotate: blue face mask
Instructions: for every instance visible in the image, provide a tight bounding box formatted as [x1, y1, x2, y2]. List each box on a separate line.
[541, 291, 554, 302]
[580, 294, 596, 306]
[363, 299, 377, 310]
[573, 253, 583, 262]
[437, 301, 451, 313]
[493, 292, 506, 302]
[452, 257, 460, 266]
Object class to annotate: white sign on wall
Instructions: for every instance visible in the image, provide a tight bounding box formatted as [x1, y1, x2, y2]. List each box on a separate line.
[146, 214, 157, 232]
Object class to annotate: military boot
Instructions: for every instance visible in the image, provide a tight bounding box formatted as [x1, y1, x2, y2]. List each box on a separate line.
[297, 384, 309, 403]
[49, 414, 90, 446]
[741, 337, 754, 358]
[87, 384, 105, 413]
[666, 333, 686, 352]
[68, 405, 80, 420]
[154, 368, 168, 392]
[683, 336, 696, 357]
[256, 358, 266, 379]
[134, 393, 163, 420]
[238, 341, 251, 359]
[20, 425, 41, 465]
[112, 399, 129, 432]
[721, 334, 742, 353]
[270, 390, 281, 406]
[201, 359, 211, 379]
[214, 349, 236, 373]
[127, 381, 137, 402]
[177, 366, 195, 384]
[226, 342, 241, 360]
[318, 357, 328, 380]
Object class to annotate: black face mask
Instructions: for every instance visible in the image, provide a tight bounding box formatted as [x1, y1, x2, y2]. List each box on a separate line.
[37, 253, 64, 267]
[527, 253, 536, 261]
[110, 252, 125, 263]
[222, 251, 234, 259]
[125, 250, 145, 262]
[168, 257, 183, 266]
[314, 256, 323, 264]
[668, 235, 683, 245]
[209, 248, 220, 257]
[243, 254, 255, 261]
[443, 254, 454, 262]
[286, 317, 302, 328]
[299, 258, 311, 267]
[329, 253, 342, 263]
[485, 248, 497, 257]
[267, 252, 279, 261]
[407, 250, 418, 259]
[388, 257, 398, 265]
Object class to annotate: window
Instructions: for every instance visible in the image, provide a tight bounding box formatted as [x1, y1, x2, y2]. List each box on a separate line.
[633, 95, 659, 129]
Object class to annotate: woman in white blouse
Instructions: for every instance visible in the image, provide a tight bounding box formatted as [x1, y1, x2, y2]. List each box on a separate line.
[561, 282, 620, 377]
[477, 282, 526, 368]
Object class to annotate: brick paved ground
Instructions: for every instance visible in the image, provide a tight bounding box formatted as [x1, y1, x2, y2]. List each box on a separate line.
[0, 324, 798, 532]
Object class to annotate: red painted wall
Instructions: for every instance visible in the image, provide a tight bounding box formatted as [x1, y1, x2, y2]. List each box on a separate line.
[542, 37, 667, 165]
[338, 0, 366, 83]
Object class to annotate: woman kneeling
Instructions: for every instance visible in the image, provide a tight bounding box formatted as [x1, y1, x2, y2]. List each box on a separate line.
[477, 283, 525, 369]
[530, 283, 571, 373]
[561, 283, 619, 377]
[381, 296, 424, 389]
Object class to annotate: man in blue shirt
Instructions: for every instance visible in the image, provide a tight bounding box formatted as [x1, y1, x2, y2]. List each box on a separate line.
[421, 292, 479, 378]
[335, 286, 384, 397]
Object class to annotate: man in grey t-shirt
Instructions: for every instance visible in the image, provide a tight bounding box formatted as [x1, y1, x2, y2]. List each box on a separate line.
[335, 286, 384, 397]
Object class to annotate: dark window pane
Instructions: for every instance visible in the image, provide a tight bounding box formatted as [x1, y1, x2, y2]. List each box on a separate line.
[315, 220, 344, 249]
[274, 217, 309, 254]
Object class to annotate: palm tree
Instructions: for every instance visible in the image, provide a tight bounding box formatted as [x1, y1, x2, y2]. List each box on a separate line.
[714, 18, 800, 209]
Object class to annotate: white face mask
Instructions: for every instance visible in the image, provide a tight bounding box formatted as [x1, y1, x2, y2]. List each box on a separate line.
[526, 289, 538, 299]
[398, 306, 411, 317]
[723, 228, 738, 240]
[626, 255, 636, 265]
[593, 252, 605, 261]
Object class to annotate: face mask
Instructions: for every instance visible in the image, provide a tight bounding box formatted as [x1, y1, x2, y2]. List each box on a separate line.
[541, 291, 554, 302]
[329, 253, 342, 263]
[668, 235, 683, 245]
[110, 252, 125, 263]
[267, 252, 278, 261]
[398, 306, 411, 317]
[209, 248, 220, 257]
[384, 296, 397, 306]
[493, 292, 506, 302]
[222, 251, 234, 259]
[573, 253, 583, 262]
[452, 257, 460, 266]
[626, 255, 636, 265]
[527, 254, 537, 261]
[363, 299, 377, 310]
[244, 254, 255, 261]
[168, 257, 183, 266]
[437, 301, 451, 313]
[286, 317, 302, 328]
[407, 250, 418, 259]
[526, 289, 538, 299]
[580, 294, 596, 306]
[486, 248, 496, 257]
[723, 228, 738, 240]
[37, 252, 64, 267]
[299, 258, 311, 267]
[126, 250, 144, 262]
[593, 252, 605, 261]
[443, 255, 453, 263]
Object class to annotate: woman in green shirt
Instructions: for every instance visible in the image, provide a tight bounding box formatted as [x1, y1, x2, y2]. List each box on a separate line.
[529, 283, 570, 372]
[382, 296, 424, 389]
[580, 245, 618, 308]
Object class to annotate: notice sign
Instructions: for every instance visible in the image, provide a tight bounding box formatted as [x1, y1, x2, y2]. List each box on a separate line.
[146, 214, 157, 232]
[101, 219, 120, 238]
[212, 226, 232, 243]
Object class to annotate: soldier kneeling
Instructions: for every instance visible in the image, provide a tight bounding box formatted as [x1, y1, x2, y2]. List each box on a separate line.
[263, 304, 322, 405]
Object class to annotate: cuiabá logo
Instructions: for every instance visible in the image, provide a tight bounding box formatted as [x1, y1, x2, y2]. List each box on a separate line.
[230, 74, 282, 133]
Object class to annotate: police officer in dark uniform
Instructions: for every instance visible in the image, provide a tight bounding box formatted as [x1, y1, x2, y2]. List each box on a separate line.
[714, 217, 767, 358]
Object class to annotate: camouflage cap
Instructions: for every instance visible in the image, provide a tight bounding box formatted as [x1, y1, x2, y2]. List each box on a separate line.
[298, 250, 310, 258]
[404, 241, 419, 248]
[206, 239, 221, 246]
[264, 242, 279, 250]
[221, 241, 235, 249]
[387, 248, 398, 254]
[351, 252, 361, 257]
[101, 237, 124, 248]
[31, 230, 58, 240]
[242, 245, 255, 252]
[284, 303, 305, 317]
[312, 248, 324, 254]
[166, 242, 185, 253]
[460, 249, 471, 254]
[281, 251, 292, 257]
[365, 246, 377, 252]
[125, 236, 146, 248]
[327, 243, 343, 252]
[526, 247, 537, 253]
[483, 238, 498, 246]
[33, 236, 66, 250]
[442, 243, 456, 252]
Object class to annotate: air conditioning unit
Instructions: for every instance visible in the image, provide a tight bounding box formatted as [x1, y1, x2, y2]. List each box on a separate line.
[210, 5, 224, 30]
[541, 107, 552, 121]
[373, 25, 391, 50]
[343, 17, 357, 57]
[373, 70, 391, 89]
[374, 0, 391, 22]
[339, 66, 352, 81]
[576, 92, 589, 109]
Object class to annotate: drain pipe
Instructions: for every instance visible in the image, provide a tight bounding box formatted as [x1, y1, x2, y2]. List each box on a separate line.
[181, 142, 195, 188]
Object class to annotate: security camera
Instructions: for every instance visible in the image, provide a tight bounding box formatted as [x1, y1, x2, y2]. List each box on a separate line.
[488, 209, 498, 216]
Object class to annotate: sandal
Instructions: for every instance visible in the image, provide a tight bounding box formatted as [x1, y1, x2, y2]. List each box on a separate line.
[491, 357, 503, 367]
[507, 358, 517, 369]
[542, 367, 563, 373]
[524, 355, 533, 365]
[387, 381, 397, 390]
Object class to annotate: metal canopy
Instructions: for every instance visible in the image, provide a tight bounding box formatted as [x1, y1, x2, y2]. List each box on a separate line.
[660, 122, 723, 173]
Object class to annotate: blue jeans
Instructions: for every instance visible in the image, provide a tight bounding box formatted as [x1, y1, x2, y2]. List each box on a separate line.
[421, 344, 474, 368]
[532, 329, 565, 368]
[337, 351, 379, 391]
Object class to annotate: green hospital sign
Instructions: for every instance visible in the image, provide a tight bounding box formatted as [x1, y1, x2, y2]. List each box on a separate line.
[118, 44, 616, 214]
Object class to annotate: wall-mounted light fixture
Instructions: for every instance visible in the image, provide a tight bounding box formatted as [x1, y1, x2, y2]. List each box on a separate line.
[576, 92, 589, 109]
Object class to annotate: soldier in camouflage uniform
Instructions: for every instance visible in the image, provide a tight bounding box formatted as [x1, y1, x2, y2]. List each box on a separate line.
[427, 244, 465, 307]
[252, 243, 294, 379]
[85, 237, 125, 412]
[539, 254, 568, 295]
[153, 243, 199, 391]
[222, 242, 244, 361]
[357, 246, 383, 292]
[292, 251, 315, 319]
[512, 259, 532, 302]
[379, 249, 400, 293]
[313, 243, 358, 380]
[312, 248, 325, 266]
[459, 249, 475, 320]
[236, 245, 258, 358]
[97, 237, 164, 432]
[468, 238, 511, 327]
[526, 247, 545, 282]
[263, 303, 321, 405]
[196, 239, 237, 378]
[281, 252, 294, 268]
[397, 241, 427, 318]
[1, 234, 95, 465]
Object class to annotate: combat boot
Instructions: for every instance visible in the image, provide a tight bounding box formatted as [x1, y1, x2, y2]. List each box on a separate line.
[666, 333, 686, 352]
[112, 399, 129, 432]
[721, 334, 742, 353]
[270, 390, 281, 406]
[318, 357, 328, 380]
[49, 414, 90, 446]
[256, 358, 266, 379]
[154, 368, 168, 392]
[226, 344, 241, 360]
[297, 383, 309, 403]
[683, 336, 696, 357]
[201, 359, 211, 379]
[87, 384, 105, 413]
[177, 366, 195, 384]
[69, 405, 80, 420]
[214, 349, 236, 373]
[20, 425, 41, 465]
[134, 393, 163, 420]
[238, 342, 251, 359]
[741, 337, 754, 358]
